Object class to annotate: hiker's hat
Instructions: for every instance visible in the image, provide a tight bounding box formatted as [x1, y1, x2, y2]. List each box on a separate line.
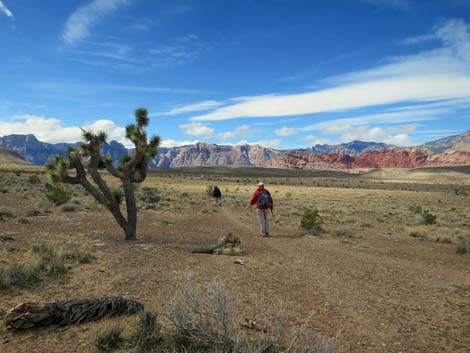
[258, 181, 264, 186]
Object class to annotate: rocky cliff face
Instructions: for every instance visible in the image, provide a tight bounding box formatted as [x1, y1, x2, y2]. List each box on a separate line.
[263, 151, 354, 169]
[304, 140, 391, 156]
[1, 132, 470, 169]
[422, 131, 470, 153]
[149, 142, 281, 167]
[352, 147, 434, 169]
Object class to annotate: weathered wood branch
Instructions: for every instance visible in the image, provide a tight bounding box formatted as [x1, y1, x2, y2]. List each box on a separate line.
[5, 297, 144, 331]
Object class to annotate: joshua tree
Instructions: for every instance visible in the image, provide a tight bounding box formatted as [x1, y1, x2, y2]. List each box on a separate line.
[47, 108, 160, 240]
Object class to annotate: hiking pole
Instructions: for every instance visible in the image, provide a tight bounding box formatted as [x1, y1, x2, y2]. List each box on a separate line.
[270, 209, 276, 224]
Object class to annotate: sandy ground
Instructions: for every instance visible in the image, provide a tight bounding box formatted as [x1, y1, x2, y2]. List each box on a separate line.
[1, 173, 470, 353]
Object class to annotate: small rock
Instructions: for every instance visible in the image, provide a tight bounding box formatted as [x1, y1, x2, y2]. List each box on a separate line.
[234, 259, 246, 265]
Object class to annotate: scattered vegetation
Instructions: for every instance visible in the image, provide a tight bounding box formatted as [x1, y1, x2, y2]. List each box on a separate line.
[0, 206, 14, 221]
[45, 184, 72, 206]
[206, 185, 215, 197]
[139, 187, 161, 204]
[130, 311, 163, 350]
[301, 208, 323, 235]
[456, 236, 470, 254]
[91, 322, 124, 352]
[28, 174, 41, 185]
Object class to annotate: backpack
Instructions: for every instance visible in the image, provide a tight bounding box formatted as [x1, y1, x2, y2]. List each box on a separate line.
[257, 189, 272, 207]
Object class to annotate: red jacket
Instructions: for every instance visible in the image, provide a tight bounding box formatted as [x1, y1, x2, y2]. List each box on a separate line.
[250, 186, 273, 210]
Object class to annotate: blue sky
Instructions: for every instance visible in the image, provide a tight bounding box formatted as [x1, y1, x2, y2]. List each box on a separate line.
[1, 0, 470, 149]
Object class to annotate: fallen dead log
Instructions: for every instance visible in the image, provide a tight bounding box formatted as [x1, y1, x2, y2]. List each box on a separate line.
[5, 296, 143, 330]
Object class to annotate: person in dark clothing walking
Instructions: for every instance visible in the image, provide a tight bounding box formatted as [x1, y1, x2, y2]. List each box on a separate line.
[213, 186, 222, 206]
[250, 182, 273, 237]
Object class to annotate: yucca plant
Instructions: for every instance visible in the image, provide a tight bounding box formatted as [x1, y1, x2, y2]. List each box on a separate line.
[47, 108, 160, 240]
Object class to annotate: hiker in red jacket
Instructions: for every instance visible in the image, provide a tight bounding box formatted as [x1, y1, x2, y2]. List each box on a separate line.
[250, 182, 273, 237]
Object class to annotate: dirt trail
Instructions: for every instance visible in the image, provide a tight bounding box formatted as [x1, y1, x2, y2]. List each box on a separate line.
[1, 200, 470, 353]
[209, 205, 470, 353]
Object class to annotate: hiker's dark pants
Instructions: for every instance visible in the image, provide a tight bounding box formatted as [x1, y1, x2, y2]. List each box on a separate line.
[256, 209, 269, 236]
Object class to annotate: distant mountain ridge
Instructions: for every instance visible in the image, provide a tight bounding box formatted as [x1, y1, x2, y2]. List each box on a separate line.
[1, 131, 469, 169]
[421, 131, 470, 153]
[301, 140, 392, 156]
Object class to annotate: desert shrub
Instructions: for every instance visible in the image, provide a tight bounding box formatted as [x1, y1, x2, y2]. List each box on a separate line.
[34, 245, 68, 277]
[421, 210, 437, 225]
[28, 174, 41, 185]
[409, 231, 428, 240]
[166, 279, 233, 349]
[45, 184, 72, 206]
[0, 267, 11, 289]
[91, 322, 123, 352]
[131, 311, 163, 350]
[63, 245, 95, 264]
[140, 187, 161, 204]
[166, 278, 342, 353]
[0, 207, 14, 221]
[5, 263, 41, 288]
[60, 203, 77, 212]
[301, 208, 323, 235]
[206, 185, 214, 197]
[18, 217, 29, 224]
[456, 237, 470, 254]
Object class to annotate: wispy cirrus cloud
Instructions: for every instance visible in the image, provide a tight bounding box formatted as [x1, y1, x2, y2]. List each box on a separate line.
[63, 0, 129, 45]
[191, 19, 470, 123]
[0, 0, 12, 18]
[161, 100, 223, 115]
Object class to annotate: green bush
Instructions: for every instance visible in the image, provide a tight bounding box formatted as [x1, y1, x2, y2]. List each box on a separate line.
[421, 210, 437, 225]
[45, 185, 72, 206]
[301, 208, 323, 235]
[140, 187, 161, 204]
[456, 237, 470, 254]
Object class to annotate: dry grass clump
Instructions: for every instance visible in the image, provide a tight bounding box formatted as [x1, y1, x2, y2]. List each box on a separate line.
[0, 262, 41, 289]
[164, 279, 342, 353]
[91, 321, 124, 352]
[130, 311, 163, 350]
[0, 206, 15, 220]
[456, 236, 470, 254]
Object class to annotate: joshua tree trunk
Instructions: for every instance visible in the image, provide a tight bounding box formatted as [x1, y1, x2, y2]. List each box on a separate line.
[47, 108, 160, 241]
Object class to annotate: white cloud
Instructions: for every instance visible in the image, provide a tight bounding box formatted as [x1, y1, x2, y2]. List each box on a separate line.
[303, 135, 330, 146]
[333, 124, 416, 146]
[0, 0, 13, 17]
[274, 127, 300, 136]
[179, 122, 214, 137]
[218, 125, 252, 140]
[0, 115, 129, 146]
[160, 139, 199, 148]
[303, 109, 441, 132]
[161, 100, 223, 115]
[63, 0, 128, 45]
[233, 139, 281, 149]
[191, 19, 470, 122]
